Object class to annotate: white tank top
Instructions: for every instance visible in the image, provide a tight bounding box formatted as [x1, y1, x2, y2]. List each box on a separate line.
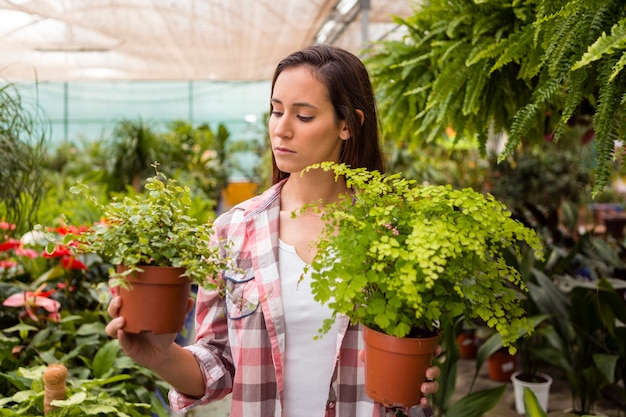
[279, 239, 338, 417]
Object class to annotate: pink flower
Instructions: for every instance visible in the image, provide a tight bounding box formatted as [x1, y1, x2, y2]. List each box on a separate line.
[0, 259, 17, 268]
[15, 247, 39, 258]
[0, 222, 16, 231]
[2, 285, 61, 322]
[0, 238, 21, 252]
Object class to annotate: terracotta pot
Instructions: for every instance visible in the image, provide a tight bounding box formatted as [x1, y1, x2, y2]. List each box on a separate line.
[116, 265, 191, 334]
[487, 348, 517, 382]
[456, 330, 478, 359]
[362, 326, 439, 407]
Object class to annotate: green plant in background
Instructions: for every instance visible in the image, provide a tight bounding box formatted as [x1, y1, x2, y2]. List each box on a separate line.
[502, 235, 626, 415]
[162, 120, 230, 206]
[487, 142, 593, 239]
[385, 133, 490, 191]
[304, 162, 543, 348]
[0, 84, 48, 235]
[367, 0, 626, 194]
[106, 117, 160, 193]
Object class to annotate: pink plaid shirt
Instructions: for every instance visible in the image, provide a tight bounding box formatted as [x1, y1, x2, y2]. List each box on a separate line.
[168, 181, 430, 417]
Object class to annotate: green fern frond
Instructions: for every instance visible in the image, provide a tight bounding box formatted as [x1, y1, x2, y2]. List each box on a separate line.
[573, 18, 626, 70]
[489, 24, 535, 73]
[542, 13, 581, 76]
[552, 67, 592, 142]
[591, 61, 621, 193]
[463, 60, 488, 116]
[503, 74, 562, 159]
[611, 53, 626, 81]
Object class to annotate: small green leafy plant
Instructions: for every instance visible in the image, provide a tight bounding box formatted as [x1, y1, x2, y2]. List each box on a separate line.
[68, 162, 230, 288]
[304, 162, 544, 350]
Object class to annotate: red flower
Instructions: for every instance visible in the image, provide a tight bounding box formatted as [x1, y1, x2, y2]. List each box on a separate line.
[60, 256, 87, 270]
[54, 224, 89, 236]
[43, 245, 72, 258]
[0, 238, 21, 252]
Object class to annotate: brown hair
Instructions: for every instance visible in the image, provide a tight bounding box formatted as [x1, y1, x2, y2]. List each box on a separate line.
[270, 44, 385, 184]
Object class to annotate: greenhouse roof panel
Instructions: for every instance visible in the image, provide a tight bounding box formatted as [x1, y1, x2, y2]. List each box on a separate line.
[0, 0, 413, 82]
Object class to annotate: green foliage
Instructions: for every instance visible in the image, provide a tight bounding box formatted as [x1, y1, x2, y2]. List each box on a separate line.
[0, 352, 168, 416]
[499, 232, 626, 415]
[0, 84, 48, 234]
[368, 0, 626, 194]
[1, 224, 168, 415]
[105, 118, 160, 193]
[67, 162, 232, 287]
[303, 162, 543, 349]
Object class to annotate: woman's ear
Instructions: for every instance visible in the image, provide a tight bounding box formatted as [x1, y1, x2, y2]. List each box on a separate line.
[356, 109, 364, 126]
[339, 110, 364, 140]
[340, 123, 351, 140]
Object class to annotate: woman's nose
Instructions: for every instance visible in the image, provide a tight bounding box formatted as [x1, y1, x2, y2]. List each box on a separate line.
[273, 115, 292, 139]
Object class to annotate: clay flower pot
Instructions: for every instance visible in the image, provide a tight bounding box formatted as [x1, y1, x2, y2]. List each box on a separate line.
[116, 265, 191, 334]
[362, 326, 439, 407]
[456, 329, 479, 359]
[487, 348, 517, 382]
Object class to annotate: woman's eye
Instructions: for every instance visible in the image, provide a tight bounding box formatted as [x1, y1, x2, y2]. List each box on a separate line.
[271, 110, 283, 117]
[298, 115, 314, 122]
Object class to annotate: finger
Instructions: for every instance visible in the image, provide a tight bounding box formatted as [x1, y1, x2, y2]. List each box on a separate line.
[107, 296, 122, 318]
[420, 396, 429, 407]
[185, 297, 195, 315]
[105, 316, 125, 338]
[421, 380, 439, 395]
[426, 365, 440, 380]
[358, 350, 365, 363]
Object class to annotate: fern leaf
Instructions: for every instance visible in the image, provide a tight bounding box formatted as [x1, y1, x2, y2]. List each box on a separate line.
[573, 18, 626, 70]
[490, 24, 535, 74]
[552, 67, 591, 141]
[592, 61, 622, 193]
[611, 53, 626, 81]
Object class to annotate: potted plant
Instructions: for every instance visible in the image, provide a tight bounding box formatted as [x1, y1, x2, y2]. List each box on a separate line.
[302, 162, 544, 407]
[66, 162, 231, 334]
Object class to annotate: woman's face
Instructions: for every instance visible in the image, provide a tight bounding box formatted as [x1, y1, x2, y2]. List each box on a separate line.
[269, 66, 348, 175]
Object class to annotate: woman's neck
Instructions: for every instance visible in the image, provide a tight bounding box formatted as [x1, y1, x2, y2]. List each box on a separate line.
[280, 170, 350, 212]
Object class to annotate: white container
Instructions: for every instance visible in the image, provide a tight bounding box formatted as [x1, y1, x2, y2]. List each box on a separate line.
[511, 371, 553, 414]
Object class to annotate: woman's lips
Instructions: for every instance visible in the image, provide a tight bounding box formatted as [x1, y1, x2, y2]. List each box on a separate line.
[274, 146, 295, 155]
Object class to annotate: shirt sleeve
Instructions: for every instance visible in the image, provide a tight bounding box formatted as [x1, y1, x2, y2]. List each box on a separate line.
[168, 286, 235, 413]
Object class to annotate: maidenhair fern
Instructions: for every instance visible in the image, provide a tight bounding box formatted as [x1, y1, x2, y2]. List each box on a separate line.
[368, 0, 626, 194]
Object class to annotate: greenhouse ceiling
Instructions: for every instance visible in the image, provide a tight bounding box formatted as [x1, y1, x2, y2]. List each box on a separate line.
[0, 0, 414, 82]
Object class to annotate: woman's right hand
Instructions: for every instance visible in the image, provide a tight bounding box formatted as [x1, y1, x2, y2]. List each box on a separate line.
[105, 296, 182, 370]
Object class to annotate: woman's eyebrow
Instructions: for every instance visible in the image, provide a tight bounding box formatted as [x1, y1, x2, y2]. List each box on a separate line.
[271, 98, 318, 110]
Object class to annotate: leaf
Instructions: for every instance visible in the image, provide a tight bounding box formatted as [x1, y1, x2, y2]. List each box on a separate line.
[51, 391, 87, 406]
[446, 385, 506, 417]
[523, 386, 548, 417]
[92, 340, 120, 378]
[573, 19, 626, 70]
[593, 353, 619, 384]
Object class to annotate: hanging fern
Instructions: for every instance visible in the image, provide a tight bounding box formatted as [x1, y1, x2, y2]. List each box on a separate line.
[368, 0, 626, 193]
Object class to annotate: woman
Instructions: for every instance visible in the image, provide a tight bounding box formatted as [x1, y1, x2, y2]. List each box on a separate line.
[106, 44, 440, 417]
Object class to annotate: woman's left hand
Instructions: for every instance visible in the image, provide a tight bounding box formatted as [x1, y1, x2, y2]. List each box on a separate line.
[418, 364, 440, 407]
